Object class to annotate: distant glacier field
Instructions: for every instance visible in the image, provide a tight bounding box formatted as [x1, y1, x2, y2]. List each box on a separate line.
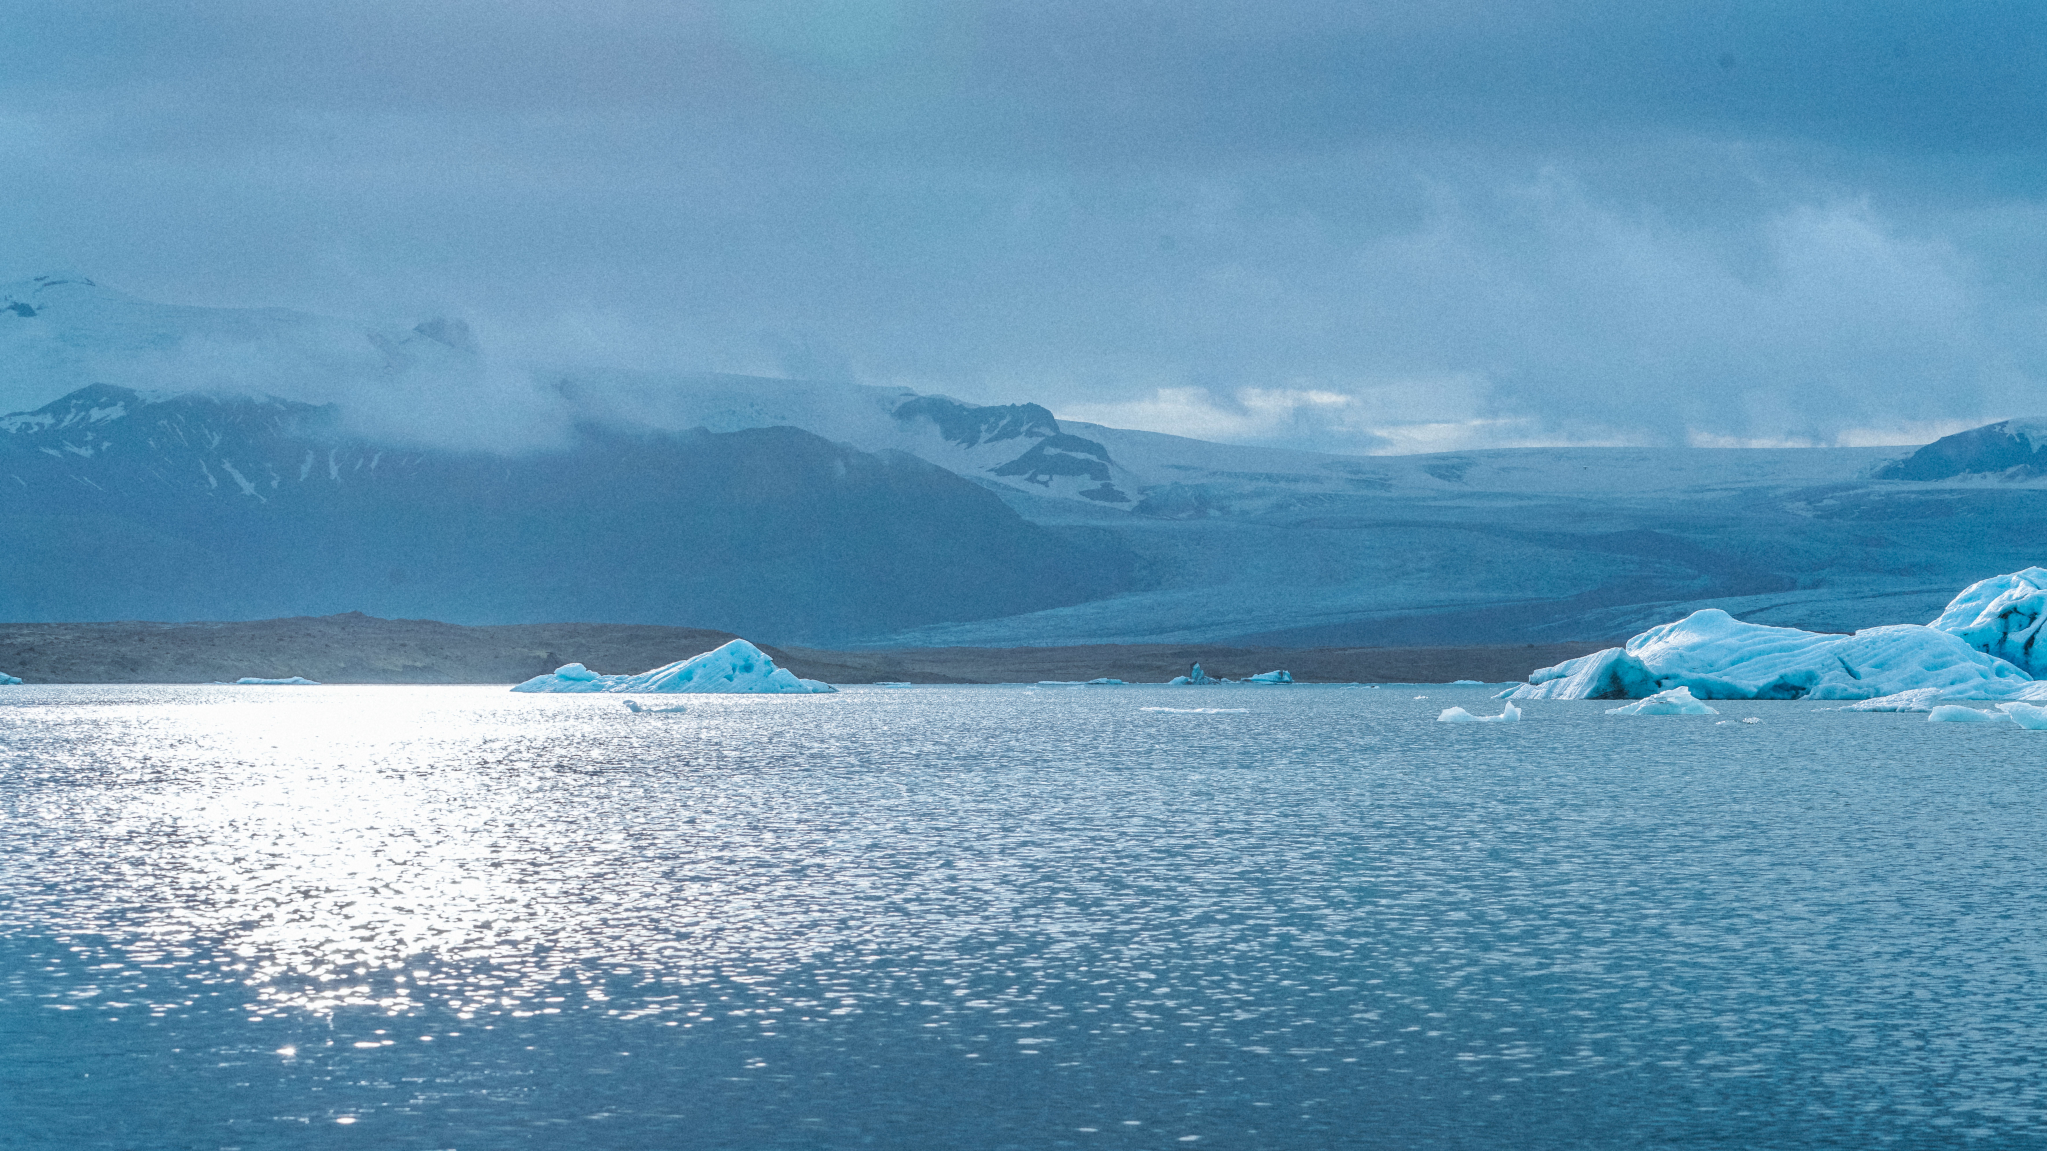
[6, 684, 2047, 1148]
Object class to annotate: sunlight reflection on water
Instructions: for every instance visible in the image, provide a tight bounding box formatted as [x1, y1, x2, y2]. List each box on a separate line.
[5, 684, 2047, 1149]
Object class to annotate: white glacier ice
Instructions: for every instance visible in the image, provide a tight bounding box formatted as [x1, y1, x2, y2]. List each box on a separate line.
[1437, 702, 1522, 723]
[235, 676, 320, 685]
[1605, 686, 1719, 716]
[1927, 567, 2047, 676]
[1928, 705, 2007, 724]
[1509, 608, 2028, 702]
[512, 640, 835, 694]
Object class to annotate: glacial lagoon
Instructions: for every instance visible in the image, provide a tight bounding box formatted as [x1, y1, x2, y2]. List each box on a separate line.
[4, 683, 2047, 1149]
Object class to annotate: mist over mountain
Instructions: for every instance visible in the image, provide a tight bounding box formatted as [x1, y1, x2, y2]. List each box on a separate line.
[6, 276, 2047, 648]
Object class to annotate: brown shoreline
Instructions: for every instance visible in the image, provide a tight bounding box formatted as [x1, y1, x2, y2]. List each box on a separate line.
[0, 613, 1610, 686]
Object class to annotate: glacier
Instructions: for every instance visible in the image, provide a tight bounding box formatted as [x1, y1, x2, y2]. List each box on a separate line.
[512, 640, 835, 694]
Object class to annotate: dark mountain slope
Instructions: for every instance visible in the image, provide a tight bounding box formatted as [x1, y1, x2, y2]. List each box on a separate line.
[0, 386, 1135, 642]
[1875, 419, 2047, 480]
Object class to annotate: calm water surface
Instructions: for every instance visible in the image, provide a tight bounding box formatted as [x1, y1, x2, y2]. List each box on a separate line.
[2, 684, 2043, 1149]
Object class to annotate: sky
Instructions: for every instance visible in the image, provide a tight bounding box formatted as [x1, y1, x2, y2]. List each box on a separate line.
[2, 0, 2044, 455]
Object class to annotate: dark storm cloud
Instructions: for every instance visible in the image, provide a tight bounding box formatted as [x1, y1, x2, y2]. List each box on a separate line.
[1, 1, 2043, 451]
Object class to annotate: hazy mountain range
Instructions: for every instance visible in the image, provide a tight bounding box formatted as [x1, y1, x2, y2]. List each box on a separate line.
[3, 274, 2041, 647]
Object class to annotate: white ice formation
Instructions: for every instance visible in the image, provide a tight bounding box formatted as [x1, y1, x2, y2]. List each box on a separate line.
[2000, 702, 2047, 729]
[1927, 567, 2047, 676]
[1509, 604, 2030, 703]
[1168, 663, 1220, 686]
[0, 672, 20, 685]
[512, 640, 835, 694]
[1247, 670, 1293, 684]
[1437, 702, 1522, 723]
[1928, 705, 2005, 723]
[1604, 686, 1719, 716]
[235, 676, 320, 685]
[623, 700, 689, 714]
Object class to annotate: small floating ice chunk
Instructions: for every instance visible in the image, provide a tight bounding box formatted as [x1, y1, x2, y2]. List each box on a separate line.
[1451, 679, 1485, 685]
[1998, 702, 2047, 729]
[1246, 670, 1293, 684]
[1928, 705, 2008, 723]
[1743, 716, 1761, 724]
[623, 700, 689, 714]
[1438, 702, 1522, 724]
[234, 676, 320, 685]
[1605, 686, 1719, 716]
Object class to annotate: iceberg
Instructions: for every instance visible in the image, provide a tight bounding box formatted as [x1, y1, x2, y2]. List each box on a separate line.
[1605, 686, 1719, 716]
[1246, 670, 1293, 684]
[1437, 702, 1522, 723]
[512, 640, 835, 694]
[1845, 681, 2047, 711]
[1168, 663, 1220, 686]
[235, 676, 320, 685]
[1928, 705, 2007, 724]
[1999, 702, 2047, 729]
[1928, 567, 2047, 676]
[1509, 608, 2028, 702]
[623, 700, 689, 714]
[0, 672, 20, 685]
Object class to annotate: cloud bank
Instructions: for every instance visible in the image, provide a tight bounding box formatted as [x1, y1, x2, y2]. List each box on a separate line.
[1, 1, 2042, 453]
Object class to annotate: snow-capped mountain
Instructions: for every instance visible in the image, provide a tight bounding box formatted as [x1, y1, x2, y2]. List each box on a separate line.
[6, 274, 2045, 649]
[0, 383, 1132, 642]
[1874, 419, 2047, 481]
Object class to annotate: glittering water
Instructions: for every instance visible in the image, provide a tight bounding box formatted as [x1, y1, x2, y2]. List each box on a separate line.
[4, 684, 2046, 1149]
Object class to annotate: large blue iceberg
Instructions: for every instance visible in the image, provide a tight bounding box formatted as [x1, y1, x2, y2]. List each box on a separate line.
[1927, 567, 2047, 676]
[512, 639, 835, 694]
[1507, 565, 2047, 702]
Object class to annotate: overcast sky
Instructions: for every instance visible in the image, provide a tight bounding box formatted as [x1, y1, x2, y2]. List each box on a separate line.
[3, 0, 2044, 454]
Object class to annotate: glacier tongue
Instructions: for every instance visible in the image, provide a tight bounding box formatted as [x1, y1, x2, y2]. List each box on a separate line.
[512, 640, 835, 694]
